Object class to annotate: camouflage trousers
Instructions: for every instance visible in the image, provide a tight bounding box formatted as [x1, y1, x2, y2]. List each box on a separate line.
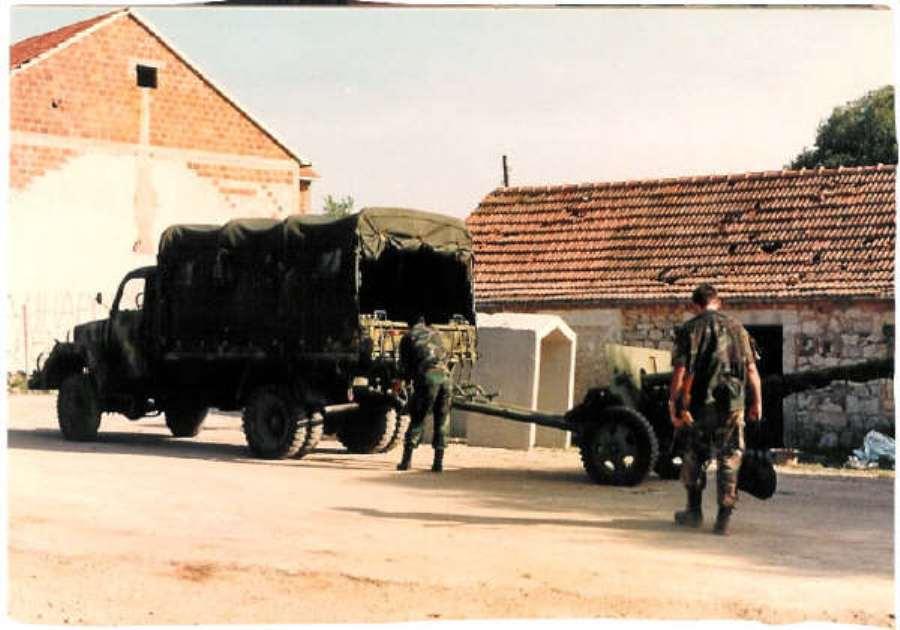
[679, 407, 745, 508]
[404, 367, 453, 450]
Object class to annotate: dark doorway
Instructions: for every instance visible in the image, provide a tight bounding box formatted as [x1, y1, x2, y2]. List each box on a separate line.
[745, 325, 784, 448]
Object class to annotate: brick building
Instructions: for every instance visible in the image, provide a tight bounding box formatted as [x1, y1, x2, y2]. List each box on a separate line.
[8, 9, 317, 372]
[467, 165, 896, 452]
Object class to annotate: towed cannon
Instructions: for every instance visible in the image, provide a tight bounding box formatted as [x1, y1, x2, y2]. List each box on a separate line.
[453, 355, 893, 487]
[641, 357, 895, 479]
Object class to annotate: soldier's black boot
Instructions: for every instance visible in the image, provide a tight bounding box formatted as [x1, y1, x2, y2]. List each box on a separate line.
[431, 448, 444, 473]
[397, 445, 414, 471]
[713, 506, 733, 535]
[674, 488, 703, 528]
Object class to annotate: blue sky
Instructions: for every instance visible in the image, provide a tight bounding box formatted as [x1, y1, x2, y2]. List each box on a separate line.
[9, 5, 896, 218]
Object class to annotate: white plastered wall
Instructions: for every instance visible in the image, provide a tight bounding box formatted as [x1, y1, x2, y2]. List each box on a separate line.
[7, 143, 298, 372]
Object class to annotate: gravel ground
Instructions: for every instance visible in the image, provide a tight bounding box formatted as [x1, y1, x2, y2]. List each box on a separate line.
[6, 393, 896, 626]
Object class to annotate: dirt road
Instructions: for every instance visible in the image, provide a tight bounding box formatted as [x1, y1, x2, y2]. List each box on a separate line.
[6, 394, 895, 626]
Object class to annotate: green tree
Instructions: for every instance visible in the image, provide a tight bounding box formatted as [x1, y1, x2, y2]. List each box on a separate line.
[789, 85, 897, 169]
[322, 194, 354, 218]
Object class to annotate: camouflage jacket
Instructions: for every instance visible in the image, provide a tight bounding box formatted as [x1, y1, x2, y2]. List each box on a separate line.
[672, 310, 756, 413]
[399, 322, 449, 379]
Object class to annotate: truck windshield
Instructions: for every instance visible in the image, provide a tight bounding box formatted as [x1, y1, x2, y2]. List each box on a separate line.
[117, 276, 146, 312]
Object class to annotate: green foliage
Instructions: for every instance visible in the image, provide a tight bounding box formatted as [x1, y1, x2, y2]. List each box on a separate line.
[7, 371, 29, 393]
[789, 85, 897, 169]
[323, 194, 355, 218]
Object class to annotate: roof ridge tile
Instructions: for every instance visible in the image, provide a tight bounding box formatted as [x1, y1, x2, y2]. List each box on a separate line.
[488, 163, 897, 198]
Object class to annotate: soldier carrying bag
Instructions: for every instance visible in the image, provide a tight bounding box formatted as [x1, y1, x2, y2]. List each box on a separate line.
[738, 420, 777, 500]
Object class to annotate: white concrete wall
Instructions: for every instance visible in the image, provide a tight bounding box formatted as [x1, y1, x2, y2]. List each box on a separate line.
[534, 329, 575, 448]
[460, 327, 538, 450]
[453, 313, 576, 451]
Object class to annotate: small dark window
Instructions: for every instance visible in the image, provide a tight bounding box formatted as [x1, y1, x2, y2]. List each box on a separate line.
[136, 64, 157, 89]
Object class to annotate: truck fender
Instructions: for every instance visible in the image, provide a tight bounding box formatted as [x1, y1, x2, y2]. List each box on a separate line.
[28, 342, 87, 390]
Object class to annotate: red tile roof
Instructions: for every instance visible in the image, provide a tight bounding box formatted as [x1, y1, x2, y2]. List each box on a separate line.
[10, 10, 120, 70]
[298, 165, 320, 180]
[467, 165, 896, 306]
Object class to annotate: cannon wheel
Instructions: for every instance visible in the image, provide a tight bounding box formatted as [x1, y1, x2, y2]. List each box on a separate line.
[165, 398, 209, 438]
[57, 373, 101, 441]
[242, 387, 305, 459]
[579, 406, 659, 486]
[337, 404, 402, 454]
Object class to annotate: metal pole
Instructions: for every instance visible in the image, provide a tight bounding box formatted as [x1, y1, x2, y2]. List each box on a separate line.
[22, 303, 29, 371]
[452, 397, 570, 431]
[502, 155, 509, 187]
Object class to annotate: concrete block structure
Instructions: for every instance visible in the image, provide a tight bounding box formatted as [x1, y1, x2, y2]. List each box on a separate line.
[8, 9, 317, 372]
[468, 165, 895, 452]
[452, 313, 576, 450]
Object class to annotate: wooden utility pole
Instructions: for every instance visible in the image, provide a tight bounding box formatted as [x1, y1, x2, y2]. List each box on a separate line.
[502, 155, 509, 187]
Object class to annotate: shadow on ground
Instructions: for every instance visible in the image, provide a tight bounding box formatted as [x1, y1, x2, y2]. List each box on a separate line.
[5, 428, 389, 472]
[346, 464, 895, 580]
[336, 506, 676, 533]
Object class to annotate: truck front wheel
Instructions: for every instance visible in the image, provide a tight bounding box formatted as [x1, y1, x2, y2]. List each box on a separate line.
[57, 373, 101, 441]
[242, 388, 305, 459]
[165, 399, 209, 438]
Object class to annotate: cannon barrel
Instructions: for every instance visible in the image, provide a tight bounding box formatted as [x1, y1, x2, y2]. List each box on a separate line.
[640, 358, 894, 398]
[762, 357, 893, 399]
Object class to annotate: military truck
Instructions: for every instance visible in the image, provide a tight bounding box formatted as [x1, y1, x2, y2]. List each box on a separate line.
[29, 208, 477, 459]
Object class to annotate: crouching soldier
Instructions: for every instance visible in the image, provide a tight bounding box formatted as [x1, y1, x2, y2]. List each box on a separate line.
[396, 317, 454, 473]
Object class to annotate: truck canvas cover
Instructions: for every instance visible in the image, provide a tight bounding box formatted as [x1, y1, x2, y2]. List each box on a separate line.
[156, 208, 475, 354]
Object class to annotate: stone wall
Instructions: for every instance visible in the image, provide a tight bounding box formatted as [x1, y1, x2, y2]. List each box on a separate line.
[620, 304, 685, 354]
[788, 303, 894, 451]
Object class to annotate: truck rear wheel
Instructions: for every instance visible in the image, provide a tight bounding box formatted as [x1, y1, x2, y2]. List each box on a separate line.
[294, 412, 324, 459]
[242, 388, 304, 459]
[165, 399, 209, 438]
[336, 404, 401, 454]
[579, 406, 658, 486]
[380, 413, 411, 453]
[57, 373, 101, 441]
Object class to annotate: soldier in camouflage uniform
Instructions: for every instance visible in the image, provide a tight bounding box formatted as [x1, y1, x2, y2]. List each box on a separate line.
[396, 317, 454, 473]
[668, 284, 763, 535]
